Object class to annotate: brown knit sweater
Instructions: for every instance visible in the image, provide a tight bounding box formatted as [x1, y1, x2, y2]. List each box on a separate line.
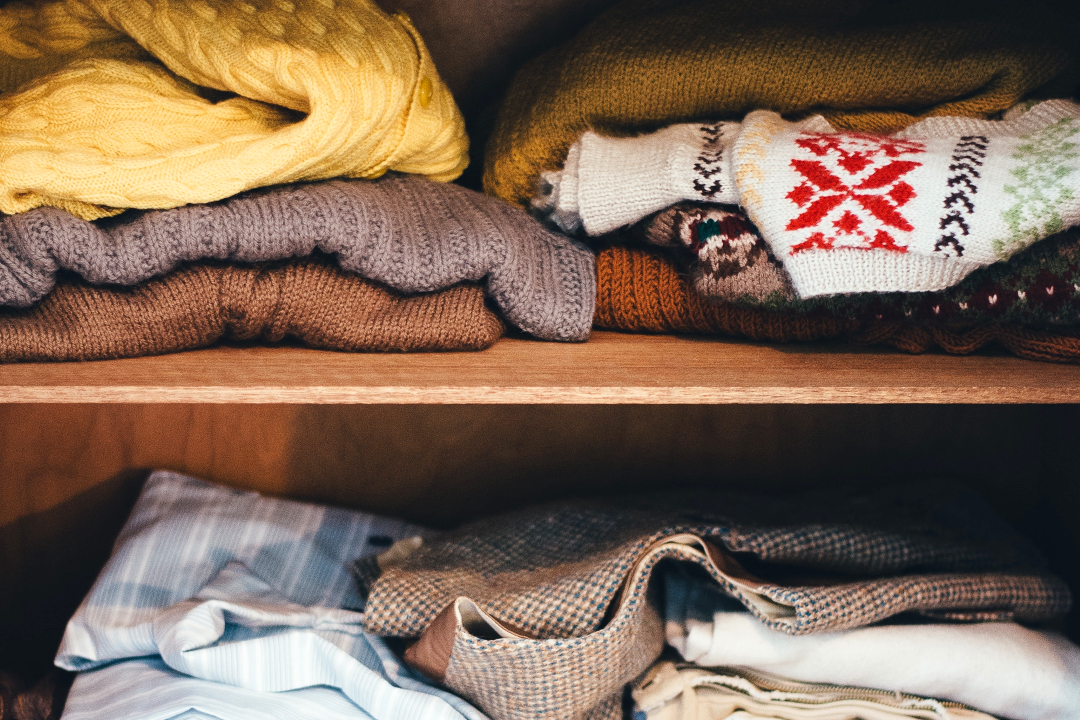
[0, 258, 504, 362]
[594, 246, 1080, 363]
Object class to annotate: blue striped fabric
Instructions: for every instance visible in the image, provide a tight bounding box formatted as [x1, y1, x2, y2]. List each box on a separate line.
[55, 470, 486, 720]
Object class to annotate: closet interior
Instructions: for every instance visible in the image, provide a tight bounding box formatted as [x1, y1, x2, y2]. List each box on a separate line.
[1, 0, 1079, 717]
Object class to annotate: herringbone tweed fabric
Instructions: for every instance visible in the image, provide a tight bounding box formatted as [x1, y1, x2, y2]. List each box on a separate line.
[360, 486, 1070, 720]
[361, 484, 1069, 639]
[439, 541, 679, 720]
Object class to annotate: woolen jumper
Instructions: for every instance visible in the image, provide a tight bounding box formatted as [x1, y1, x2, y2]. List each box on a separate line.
[594, 245, 1080, 363]
[0, 174, 595, 341]
[0, 0, 467, 220]
[0, 257, 503, 361]
[634, 206, 1080, 330]
[733, 100, 1080, 296]
[485, 0, 1078, 209]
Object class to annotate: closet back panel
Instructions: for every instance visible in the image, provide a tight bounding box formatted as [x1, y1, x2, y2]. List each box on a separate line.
[1, 403, 1077, 675]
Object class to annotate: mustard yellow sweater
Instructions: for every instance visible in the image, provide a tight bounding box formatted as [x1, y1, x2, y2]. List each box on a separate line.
[0, 0, 467, 219]
[485, 0, 1079, 209]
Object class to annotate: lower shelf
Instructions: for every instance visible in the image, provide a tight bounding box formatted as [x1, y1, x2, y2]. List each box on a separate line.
[0, 331, 1077, 403]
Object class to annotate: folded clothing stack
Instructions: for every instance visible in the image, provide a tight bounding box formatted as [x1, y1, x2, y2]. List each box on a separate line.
[358, 484, 1078, 720]
[0, 0, 599, 359]
[47, 474, 1080, 720]
[53, 471, 488, 720]
[487, 0, 1080, 360]
[0, 173, 596, 359]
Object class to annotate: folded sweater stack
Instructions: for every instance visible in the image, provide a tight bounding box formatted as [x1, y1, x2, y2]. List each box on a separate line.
[0, 0, 597, 360]
[490, 0, 1080, 360]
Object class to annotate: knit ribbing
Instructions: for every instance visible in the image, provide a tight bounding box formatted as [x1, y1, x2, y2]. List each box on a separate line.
[594, 246, 1080, 363]
[0, 174, 596, 341]
[0, 0, 467, 219]
[0, 257, 504, 361]
[534, 119, 832, 236]
[485, 0, 1078, 209]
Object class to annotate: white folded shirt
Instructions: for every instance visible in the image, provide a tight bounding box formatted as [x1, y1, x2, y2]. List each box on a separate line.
[664, 569, 1080, 720]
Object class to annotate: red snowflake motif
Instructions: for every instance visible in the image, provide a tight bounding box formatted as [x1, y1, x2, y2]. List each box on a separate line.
[784, 132, 926, 255]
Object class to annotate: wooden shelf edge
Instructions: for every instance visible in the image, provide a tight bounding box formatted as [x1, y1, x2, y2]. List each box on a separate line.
[0, 385, 1076, 404]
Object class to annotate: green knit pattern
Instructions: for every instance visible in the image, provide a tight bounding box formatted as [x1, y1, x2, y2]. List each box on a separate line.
[993, 118, 1079, 259]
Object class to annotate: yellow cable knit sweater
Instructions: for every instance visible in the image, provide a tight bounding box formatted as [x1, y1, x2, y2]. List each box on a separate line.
[0, 0, 467, 219]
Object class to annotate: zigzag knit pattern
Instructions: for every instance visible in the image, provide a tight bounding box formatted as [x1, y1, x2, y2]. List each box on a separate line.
[0, 174, 596, 341]
[0, 0, 467, 219]
[486, 0, 1079, 210]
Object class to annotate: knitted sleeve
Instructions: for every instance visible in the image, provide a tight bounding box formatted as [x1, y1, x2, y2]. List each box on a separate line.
[484, 0, 1077, 209]
[0, 0, 467, 219]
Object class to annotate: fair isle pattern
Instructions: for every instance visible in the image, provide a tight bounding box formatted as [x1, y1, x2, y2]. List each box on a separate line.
[993, 118, 1080, 259]
[732, 101, 1080, 297]
[692, 124, 726, 199]
[785, 132, 925, 254]
[361, 487, 1069, 640]
[935, 136, 988, 258]
[637, 203, 796, 303]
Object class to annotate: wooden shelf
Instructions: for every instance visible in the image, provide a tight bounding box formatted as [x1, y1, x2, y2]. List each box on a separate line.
[0, 331, 1078, 403]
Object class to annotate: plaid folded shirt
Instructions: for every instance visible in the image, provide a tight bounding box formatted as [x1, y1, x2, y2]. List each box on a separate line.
[359, 482, 1071, 720]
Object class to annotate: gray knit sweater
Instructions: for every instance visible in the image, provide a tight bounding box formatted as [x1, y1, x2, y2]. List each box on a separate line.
[0, 174, 595, 341]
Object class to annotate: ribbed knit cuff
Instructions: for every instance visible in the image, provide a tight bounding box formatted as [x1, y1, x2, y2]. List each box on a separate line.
[536, 124, 742, 236]
[784, 249, 981, 298]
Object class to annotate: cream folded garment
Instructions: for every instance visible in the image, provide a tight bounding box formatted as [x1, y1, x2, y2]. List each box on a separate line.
[539, 100, 1080, 298]
[663, 570, 1080, 720]
[633, 662, 996, 720]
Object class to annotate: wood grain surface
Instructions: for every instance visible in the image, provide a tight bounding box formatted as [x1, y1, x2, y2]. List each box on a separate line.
[0, 332, 1078, 403]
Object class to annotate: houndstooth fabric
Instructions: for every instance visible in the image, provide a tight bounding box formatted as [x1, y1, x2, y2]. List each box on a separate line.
[359, 484, 1070, 720]
[439, 542, 696, 720]
[360, 483, 1068, 639]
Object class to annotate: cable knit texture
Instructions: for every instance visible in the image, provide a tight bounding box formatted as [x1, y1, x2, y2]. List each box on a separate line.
[484, 0, 1078, 209]
[594, 246, 1080, 363]
[0, 257, 503, 361]
[0, 0, 467, 219]
[0, 174, 596, 341]
[733, 100, 1080, 297]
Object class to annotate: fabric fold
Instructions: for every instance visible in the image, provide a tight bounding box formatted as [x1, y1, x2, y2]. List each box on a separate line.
[632, 663, 997, 720]
[594, 244, 1080, 362]
[732, 100, 1080, 296]
[663, 569, 1080, 720]
[485, 0, 1079, 209]
[0, 174, 595, 341]
[0, 0, 467, 219]
[360, 486, 1070, 720]
[0, 257, 504, 361]
[55, 471, 487, 720]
